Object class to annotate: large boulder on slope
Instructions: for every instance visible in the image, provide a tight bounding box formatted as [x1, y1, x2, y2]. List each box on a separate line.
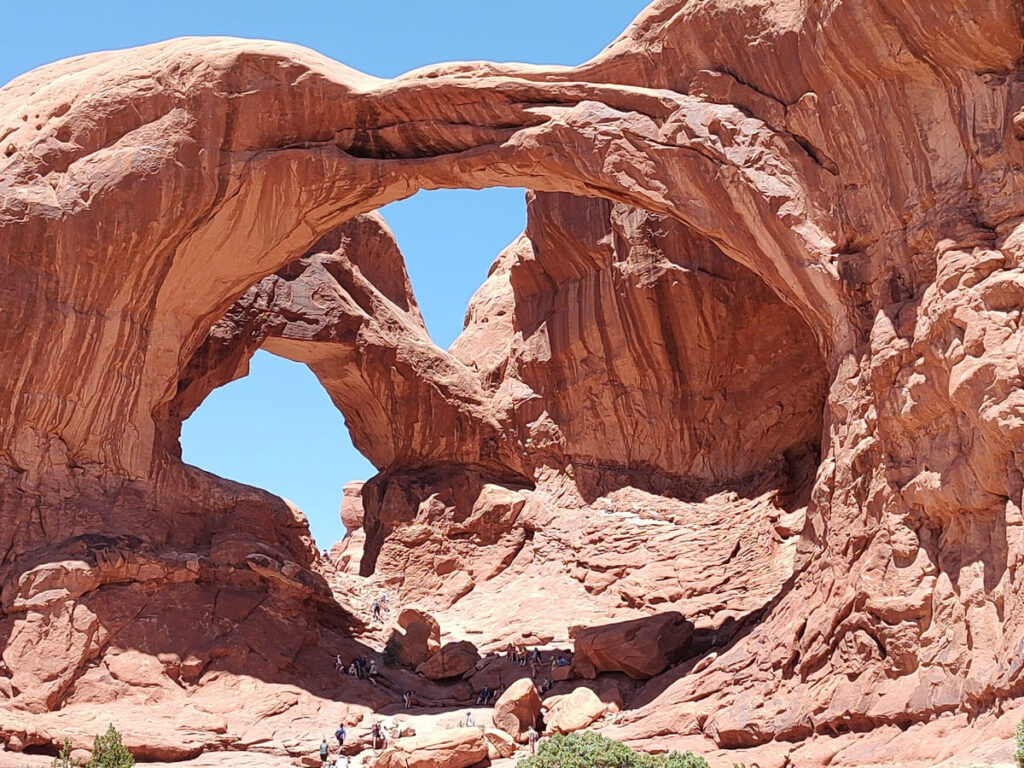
[369, 728, 488, 768]
[543, 686, 609, 734]
[492, 677, 542, 743]
[416, 641, 480, 681]
[572, 612, 694, 680]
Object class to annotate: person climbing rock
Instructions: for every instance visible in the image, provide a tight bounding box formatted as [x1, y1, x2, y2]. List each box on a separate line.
[319, 737, 329, 766]
[335, 724, 346, 748]
[371, 599, 382, 622]
[531, 648, 542, 664]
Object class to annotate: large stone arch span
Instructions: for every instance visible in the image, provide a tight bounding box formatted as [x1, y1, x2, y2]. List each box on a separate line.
[0, 36, 844, 481]
[5, 1, 1024, 763]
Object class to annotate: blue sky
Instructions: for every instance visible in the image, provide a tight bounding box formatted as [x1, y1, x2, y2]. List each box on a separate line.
[2, 0, 648, 548]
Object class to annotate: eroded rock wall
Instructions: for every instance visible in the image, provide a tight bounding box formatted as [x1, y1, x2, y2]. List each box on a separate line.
[4, 1, 1024, 765]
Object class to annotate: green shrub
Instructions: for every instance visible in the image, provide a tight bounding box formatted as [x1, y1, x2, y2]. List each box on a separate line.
[516, 731, 708, 768]
[52, 739, 82, 768]
[1015, 717, 1024, 768]
[86, 724, 134, 768]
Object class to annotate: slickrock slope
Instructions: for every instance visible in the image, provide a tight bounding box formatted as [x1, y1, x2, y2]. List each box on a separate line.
[4, 0, 1024, 765]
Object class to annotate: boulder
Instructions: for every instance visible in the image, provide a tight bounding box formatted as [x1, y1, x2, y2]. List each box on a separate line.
[416, 641, 480, 681]
[370, 728, 488, 768]
[572, 613, 694, 680]
[483, 728, 517, 759]
[389, 608, 441, 667]
[544, 687, 608, 734]
[492, 678, 542, 743]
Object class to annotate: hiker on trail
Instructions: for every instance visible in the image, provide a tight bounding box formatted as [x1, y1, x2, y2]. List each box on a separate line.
[557, 655, 569, 667]
[371, 721, 383, 750]
[319, 738, 329, 766]
[505, 643, 516, 662]
[371, 599, 382, 622]
[476, 687, 490, 706]
[539, 677, 552, 694]
[335, 724, 346, 748]
[531, 648, 542, 664]
[347, 662, 357, 677]
[379, 593, 390, 610]
[355, 658, 367, 679]
[368, 660, 379, 686]
[333, 754, 348, 768]
[465, 711, 475, 727]
[530, 659, 540, 678]
[403, 690, 413, 709]
[527, 726, 539, 754]
[335, 655, 345, 673]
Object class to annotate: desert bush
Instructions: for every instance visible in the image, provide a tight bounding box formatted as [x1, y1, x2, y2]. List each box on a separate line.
[516, 731, 708, 768]
[1015, 717, 1024, 768]
[382, 634, 402, 667]
[86, 724, 133, 768]
[52, 739, 82, 768]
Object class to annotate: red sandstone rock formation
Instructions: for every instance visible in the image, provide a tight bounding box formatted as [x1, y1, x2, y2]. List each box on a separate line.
[492, 679, 542, 744]
[572, 613, 695, 681]
[543, 687, 609, 735]
[4, 1, 1024, 766]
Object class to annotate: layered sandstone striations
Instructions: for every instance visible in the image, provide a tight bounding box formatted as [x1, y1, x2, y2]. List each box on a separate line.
[3, 0, 1024, 766]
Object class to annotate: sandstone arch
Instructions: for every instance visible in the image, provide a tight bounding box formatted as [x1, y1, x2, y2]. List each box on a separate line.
[4, 0, 1024, 764]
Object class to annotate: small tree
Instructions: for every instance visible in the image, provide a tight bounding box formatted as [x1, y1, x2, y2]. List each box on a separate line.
[86, 724, 134, 768]
[1015, 716, 1024, 768]
[52, 739, 82, 768]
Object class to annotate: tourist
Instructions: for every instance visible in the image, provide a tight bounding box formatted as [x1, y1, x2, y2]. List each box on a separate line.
[335, 655, 345, 673]
[403, 690, 412, 709]
[333, 754, 348, 768]
[531, 648, 542, 664]
[319, 737, 329, 767]
[527, 725, 539, 754]
[539, 677, 552, 694]
[368, 660, 379, 686]
[465, 711, 475, 727]
[505, 642, 516, 662]
[372, 599, 382, 622]
[476, 686, 490, 705]
[347, 661, 357, 677]
[370, 720, 383, 750]
[335, 724, 346, 748]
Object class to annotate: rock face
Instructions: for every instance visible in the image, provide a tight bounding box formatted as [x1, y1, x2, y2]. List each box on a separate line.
[572, 613, 695, 680]
[4, 1, 1024, 766]
[492, 679, 543, 744]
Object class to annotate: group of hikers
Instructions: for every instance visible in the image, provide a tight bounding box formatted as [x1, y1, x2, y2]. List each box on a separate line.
[315, 593, 573, 765]
[319, 719, 392, 767]
[336, 654, 380, 685]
